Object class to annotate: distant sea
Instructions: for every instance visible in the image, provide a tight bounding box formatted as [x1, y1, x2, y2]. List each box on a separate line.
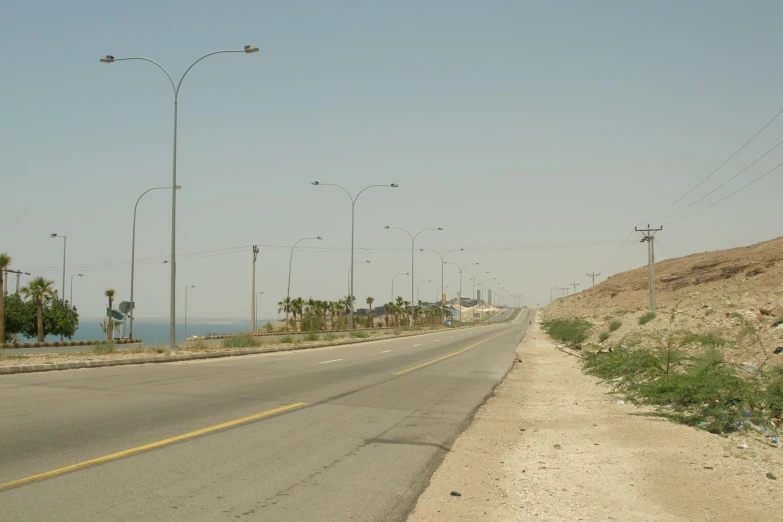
[22, 320, 276, 344]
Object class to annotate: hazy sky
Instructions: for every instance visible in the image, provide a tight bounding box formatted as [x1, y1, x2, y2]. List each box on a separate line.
[3, 1, 783, 321]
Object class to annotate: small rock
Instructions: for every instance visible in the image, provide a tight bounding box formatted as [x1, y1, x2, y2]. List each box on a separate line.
[450, 491, 462, 497]
[616, 400, 625, 405]
[737, 443, 749, 449]
[775, 347, 783, 354]
[766, 473, 777, 480]
[703, 466, 713, 470]
[554, 444, 562, 449]
[740, 363, 760, 375]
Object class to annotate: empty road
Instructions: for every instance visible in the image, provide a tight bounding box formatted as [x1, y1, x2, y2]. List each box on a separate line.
[0, 309, 531, 521]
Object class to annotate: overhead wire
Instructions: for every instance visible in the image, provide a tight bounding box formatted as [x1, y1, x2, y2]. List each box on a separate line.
[642, 104, 783, 224]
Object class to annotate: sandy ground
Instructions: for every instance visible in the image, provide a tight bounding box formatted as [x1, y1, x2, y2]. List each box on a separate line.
[407, 317, 783, 521]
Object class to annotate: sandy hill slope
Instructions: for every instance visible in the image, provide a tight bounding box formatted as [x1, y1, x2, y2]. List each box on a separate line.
[545, 236, 783, 367]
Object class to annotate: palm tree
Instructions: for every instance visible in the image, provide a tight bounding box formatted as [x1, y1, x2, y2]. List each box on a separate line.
[278, 297, 292, 331]
[21, 277, 55, 342]
[0, 253, 10, 342]
[329, 301, 340, 331]
[306, 298, 317, 331]
[366, 296, 375, 328]
[383, 302, 393, 327]
[291, 297, 304, 332]
[105, 289, 116, 341]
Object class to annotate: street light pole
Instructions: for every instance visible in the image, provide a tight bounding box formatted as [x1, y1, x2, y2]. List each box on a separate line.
[421, 248, 463, 323]
[184, 285, 195, 340]
[130, 185, 180, 340]
[385, 226, 443, 326]
[287, 236, 322, 302]
[313, 182, 398, 332]
[50, 233, 67, 341]
[70, 273, 83, 305]
[256, 291, 264, 331]
[347, 260, 371, 298]
[466, 270, 489, 323]
[101, 44, 259, 351]
[416, 280, 431, 306]
[445, 261, 478, 325]
[391, 272, 409, 302]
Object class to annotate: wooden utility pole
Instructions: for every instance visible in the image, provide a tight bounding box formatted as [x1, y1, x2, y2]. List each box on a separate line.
[586, 272, 600, 316]
[635, 225, 663, 312]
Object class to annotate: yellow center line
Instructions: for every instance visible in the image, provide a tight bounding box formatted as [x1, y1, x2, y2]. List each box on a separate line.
[0, 401, 306, 493]
[394, 330, 511, 376]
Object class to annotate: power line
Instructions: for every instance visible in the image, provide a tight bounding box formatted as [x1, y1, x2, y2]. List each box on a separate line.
[642, 104, 783, 224]
[662, 159, 783, 226]
[654, 135, 783, 223]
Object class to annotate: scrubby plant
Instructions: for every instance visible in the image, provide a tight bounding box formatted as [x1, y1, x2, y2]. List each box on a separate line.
[222, 334, 259, 348]
[638, 312, 656, 325]
[608, 320, 622, 332]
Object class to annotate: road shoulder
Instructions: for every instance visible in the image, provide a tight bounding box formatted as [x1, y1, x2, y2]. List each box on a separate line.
[407, 317, 782, 521]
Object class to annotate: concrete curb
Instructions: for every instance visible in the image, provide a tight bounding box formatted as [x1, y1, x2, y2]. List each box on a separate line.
[0, 323, 506, 376]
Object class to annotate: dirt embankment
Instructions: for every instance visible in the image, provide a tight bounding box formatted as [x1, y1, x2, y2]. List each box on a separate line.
[548, 236, 783, 369]
[407, 320, 782, 522]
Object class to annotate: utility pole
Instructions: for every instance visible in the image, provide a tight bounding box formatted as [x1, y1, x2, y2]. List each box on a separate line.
[251, 245, 259, 333]
[570, 282, 580, 315]
[635, 225, 663, 312]
[586, 272, 600, 317]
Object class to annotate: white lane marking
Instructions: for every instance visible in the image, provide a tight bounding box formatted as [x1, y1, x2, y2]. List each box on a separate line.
[434, 340, 441, 342]
[319, 359, 343, 364]
[413, 344, 421, 347]
[380, 350, 391, 354]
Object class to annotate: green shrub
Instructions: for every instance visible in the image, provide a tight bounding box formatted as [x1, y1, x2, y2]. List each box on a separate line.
[93, 341, 116, 354]
[351, 331, 369, 339]
[681, 331, 727, 347]
[188, 340, 211, 351]
[541, 318, 593, 348]
[638, 312, 656, 325]
[599, 331, 610, 342]
[279, 335, 293, 344]
[305, 332, 320, 342]
[323, 334, 338, 342]
[152, 346, 170, 355]
[608, 320, 622, 332]
[584, 348, 672, 381]
[264, 322, 275, 333]
[222, 334, 259, 348]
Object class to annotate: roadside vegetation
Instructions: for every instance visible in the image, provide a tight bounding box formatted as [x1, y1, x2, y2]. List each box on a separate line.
[541, 318, 593, 348]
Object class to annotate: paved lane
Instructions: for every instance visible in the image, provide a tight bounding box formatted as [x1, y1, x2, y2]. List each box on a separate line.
[0, 309, 531, 521]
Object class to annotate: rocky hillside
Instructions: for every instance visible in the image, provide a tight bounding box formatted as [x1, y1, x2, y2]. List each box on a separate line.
[544, 236, 783, 369]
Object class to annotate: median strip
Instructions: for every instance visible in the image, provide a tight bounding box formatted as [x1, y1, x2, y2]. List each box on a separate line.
[0, 401, 306, 493]
[394, 330, 512, 376]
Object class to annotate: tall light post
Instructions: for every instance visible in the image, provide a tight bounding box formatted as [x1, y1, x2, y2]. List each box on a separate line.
[101, 44, 259, 350]
[347, 260, 371, 297]
[287, 236, 322, 301]
[70, 274, 83, 305]
[384, 226, 443, 326]
[130, 185, 180, 340]
[256, 291, 264, 331]
[444, 261, 478, 325]
[474, 273, 492, 321]
[184, 285, 195, 340]
[416, 280, 431, 305]
[313, 182, 398, 331]
[50, 233, 67, 341]
[391, 272, 409, 302]
[466, 270, 490, 323]
[421, 248, 463, 322]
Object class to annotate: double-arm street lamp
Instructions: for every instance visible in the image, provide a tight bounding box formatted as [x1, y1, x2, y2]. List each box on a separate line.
[287, 236, 323, 301]
[444, 261, 478, 324]
[101, 44, 259, 350]
[391, 272, 409, 302]
[420, 248, 463, 322]
[384, 226, 443, 326]
[313, 182, 398, 331]
[469, 271, 490, 322]
[130, 185, 181, 339]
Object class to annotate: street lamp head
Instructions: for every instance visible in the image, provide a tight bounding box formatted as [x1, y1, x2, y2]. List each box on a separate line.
[311, 181, 320, 185]
[384, 226, 390, 229]
[390, 183, 399, 188]
[175, 185, 182, 190]
[50, 233, 58, 238]
[436, 227, 444, 231]
[77, 273, 84, 277]
[99, 55, 115, 63]
[24, 272, 31, 276]
[365, 260, 371, 263]
[244, 45, 260, 54]
[316, 236, 323, 240]
[162, 260, 169, 264]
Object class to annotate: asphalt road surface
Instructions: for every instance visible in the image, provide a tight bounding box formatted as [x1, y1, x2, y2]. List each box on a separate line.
[0, 308, 531, 521]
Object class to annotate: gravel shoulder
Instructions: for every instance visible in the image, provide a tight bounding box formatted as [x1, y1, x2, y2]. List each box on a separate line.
[407, 315, 782, 521]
